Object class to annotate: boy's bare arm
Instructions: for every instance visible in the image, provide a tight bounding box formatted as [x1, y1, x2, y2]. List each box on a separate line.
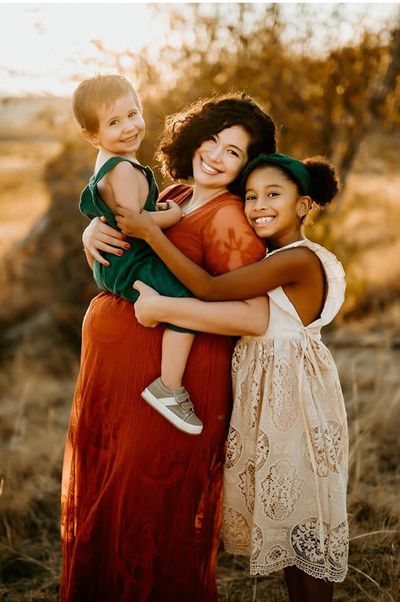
[107, 164, 181, 230]
[147, 201, 182, 230]
[106, 161, 147, 213]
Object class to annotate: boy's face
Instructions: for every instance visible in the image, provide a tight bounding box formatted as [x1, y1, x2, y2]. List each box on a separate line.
[85, 92, 145, 158]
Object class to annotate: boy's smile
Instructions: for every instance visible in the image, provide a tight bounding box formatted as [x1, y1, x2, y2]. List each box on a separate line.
[87, 92, 145, 158]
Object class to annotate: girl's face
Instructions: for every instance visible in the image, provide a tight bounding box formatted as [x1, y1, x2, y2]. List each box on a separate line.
[86, 92, 145, 158]
[192, 125, 250, 191]
[244, 165, 311, 245]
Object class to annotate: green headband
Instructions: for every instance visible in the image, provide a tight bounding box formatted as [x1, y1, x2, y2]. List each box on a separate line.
[241, 153, 311, 196]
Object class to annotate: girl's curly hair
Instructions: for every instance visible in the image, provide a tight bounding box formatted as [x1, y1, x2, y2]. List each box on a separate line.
[303, 156, 341, 207]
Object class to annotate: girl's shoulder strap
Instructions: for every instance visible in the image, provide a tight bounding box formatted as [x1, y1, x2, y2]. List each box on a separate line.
[267, 239, 346, 326]
[294, 239, 346, 325]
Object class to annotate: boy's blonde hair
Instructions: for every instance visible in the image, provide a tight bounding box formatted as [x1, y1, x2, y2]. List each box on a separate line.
[72, 74, 141, 133]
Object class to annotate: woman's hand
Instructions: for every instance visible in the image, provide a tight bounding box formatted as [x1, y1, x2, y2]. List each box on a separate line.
[133, 280, 161, 327]
[82, 217, 130, 266]
[115, 205, 159, 240]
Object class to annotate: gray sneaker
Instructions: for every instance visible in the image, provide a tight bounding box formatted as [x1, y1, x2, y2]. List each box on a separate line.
[141, 377, 203, 435]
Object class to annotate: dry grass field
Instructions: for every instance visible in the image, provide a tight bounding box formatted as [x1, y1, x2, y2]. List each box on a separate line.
[0, 138, 399, 601]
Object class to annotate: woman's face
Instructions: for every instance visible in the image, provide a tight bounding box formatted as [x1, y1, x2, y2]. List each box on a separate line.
[192, 125, 250, 191]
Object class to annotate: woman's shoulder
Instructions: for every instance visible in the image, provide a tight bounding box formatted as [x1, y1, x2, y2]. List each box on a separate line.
[158, 183, 192, 204]
[199, 191, 244, 218]
[203, 192, 260, 229]
[201, 192, 266, 264]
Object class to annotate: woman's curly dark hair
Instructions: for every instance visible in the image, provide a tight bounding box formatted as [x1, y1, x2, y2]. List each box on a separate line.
[156, 92, 276, 193]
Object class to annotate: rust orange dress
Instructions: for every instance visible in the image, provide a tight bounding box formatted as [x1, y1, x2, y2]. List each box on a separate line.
[60, 184, 265, 602]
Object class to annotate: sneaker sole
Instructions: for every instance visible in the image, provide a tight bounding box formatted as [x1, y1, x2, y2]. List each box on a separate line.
[141, 388, 203, 435]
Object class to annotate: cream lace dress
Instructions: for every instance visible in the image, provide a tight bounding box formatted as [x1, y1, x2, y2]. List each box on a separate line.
[222, 239, 348, 582]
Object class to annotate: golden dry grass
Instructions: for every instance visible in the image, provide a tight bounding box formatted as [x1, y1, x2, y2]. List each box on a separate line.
[0, 338, 399, 601]
[0, 138, 399, 601]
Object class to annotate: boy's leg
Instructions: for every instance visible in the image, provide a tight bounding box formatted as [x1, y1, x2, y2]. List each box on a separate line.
[141, 330, 203, 435]
[161, 330, 194, 389]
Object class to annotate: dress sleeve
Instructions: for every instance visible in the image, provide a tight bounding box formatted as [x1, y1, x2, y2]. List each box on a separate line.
[157, 184, 190, 204]
[202, 200, 266, 275]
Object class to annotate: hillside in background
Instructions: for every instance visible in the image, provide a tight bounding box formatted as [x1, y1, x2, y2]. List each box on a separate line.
[0, 97, 70, 140]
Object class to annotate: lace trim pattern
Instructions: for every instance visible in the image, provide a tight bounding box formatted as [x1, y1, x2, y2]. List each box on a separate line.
[225, 425, 243, 470]
[269, 356, 299, 431]
[222, 506, 251, 553]
[300, 420, 345, 477]
[250, 556, 348, 582]
[238, 459, 256, 513]
[255, 430, 269, 471]
[261, 461, 304, 522]
[223, 334, 348, 581]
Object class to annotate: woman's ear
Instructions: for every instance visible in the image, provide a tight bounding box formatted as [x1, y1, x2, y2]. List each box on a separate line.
[296, 195, 312, 218]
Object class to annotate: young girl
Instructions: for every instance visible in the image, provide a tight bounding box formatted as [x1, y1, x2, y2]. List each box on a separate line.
[72, 74, 202, 435]
[119, 152, 348, 601]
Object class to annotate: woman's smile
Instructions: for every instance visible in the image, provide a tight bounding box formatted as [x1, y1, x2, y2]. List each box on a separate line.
[192, 125, 250, 192]
[199, 157, 221, 175]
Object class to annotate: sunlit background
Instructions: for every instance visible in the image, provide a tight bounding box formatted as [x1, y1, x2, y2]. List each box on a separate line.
[1, 3, 400, 601]
[1, 2, 399, 96]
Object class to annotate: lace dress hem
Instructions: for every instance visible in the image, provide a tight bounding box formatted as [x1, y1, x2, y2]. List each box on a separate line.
[224, 543, 347, 582]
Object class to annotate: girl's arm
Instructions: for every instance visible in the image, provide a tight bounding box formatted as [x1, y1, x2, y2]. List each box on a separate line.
[115, 206, 310, 301]
[133, 281, 269, 336]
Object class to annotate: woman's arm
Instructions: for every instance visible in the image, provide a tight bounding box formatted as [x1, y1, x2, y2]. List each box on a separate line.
[82, 217, 129, 267]
[133, 281, 269, 336]
[115, 206, 309, 301]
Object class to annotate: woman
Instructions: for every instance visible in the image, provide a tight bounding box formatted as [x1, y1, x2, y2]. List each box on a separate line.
[61, 93, 276, 601]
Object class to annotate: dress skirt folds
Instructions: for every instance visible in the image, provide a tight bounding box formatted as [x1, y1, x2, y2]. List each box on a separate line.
[60, 185, 266, 602]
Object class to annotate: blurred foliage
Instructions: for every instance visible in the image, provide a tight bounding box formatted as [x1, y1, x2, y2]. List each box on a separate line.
[58, 3, 400, 320]
[92, 3, 400, 187]
[3, 3, 397, 326]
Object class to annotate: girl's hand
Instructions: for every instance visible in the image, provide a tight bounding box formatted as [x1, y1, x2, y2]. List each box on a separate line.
[115, 205, 159, 240]
[133, 280, 161, 327]
[83, 217, 130, 266]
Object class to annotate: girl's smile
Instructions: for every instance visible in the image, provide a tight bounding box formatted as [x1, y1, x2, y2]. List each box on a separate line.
[244, 165, 311, 246]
